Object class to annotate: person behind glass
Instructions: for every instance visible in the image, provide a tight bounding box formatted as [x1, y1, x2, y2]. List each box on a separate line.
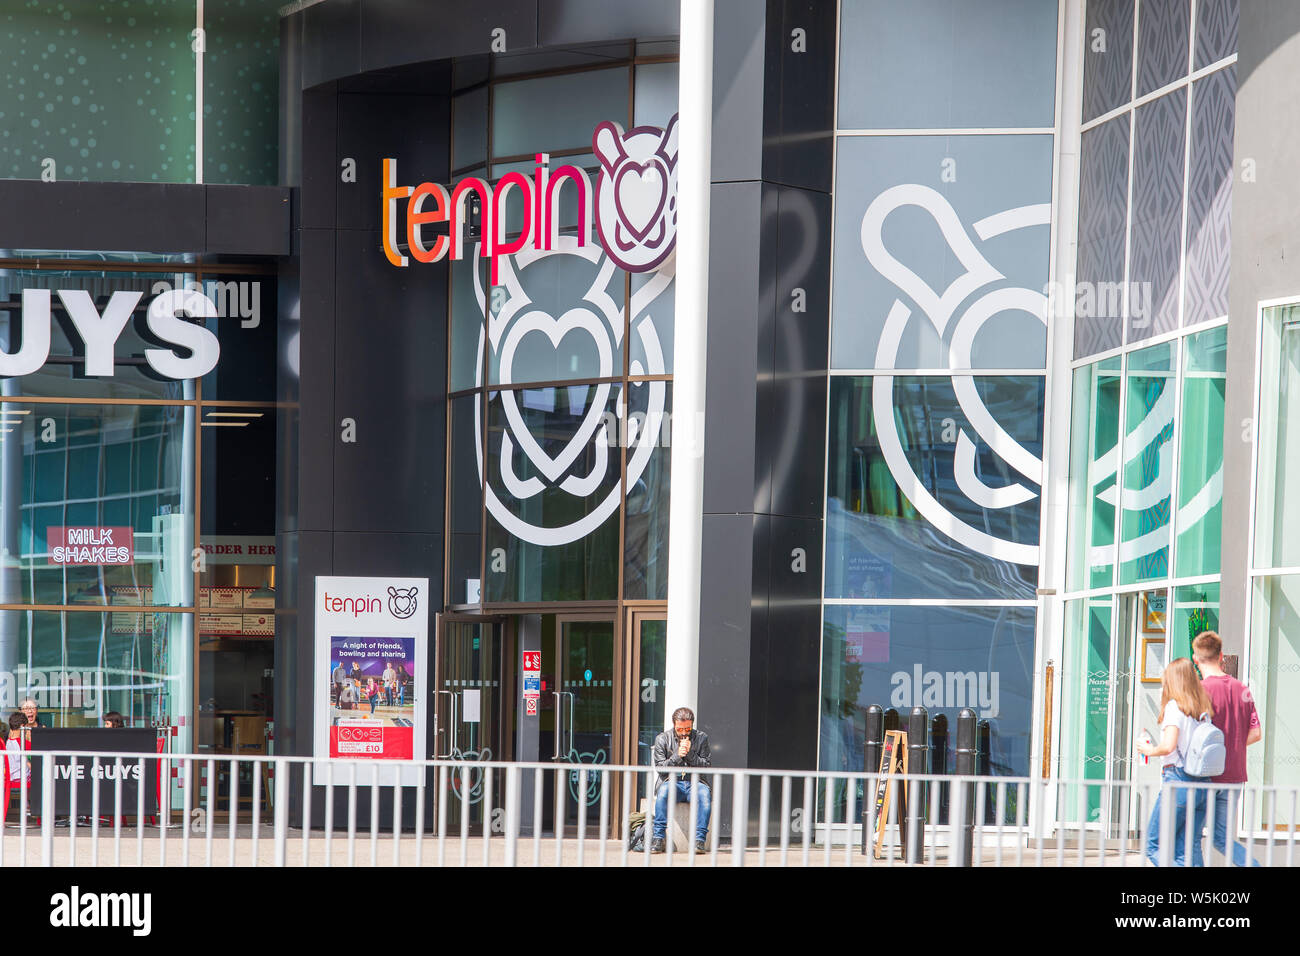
[650, 706, 711, 854]
[1135, 658, 1213, 866]
[19, 698, 43, 730]
[102, 711, 125, 729]
[1193, 631, 1263, 867]
[366, 678, 380, 715]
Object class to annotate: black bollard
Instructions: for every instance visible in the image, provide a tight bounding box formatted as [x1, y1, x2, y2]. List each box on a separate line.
[883, 707, 900, 735]
[862, 705, 884, 856]
[978, 719, 992, 824]
[955, 708, 978, 866]
[931, 714, 949, 825]
[906, 707, 929, 863]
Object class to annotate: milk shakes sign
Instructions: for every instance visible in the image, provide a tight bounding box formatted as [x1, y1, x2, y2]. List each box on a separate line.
[313, 576, 428, 786]
[2, 288, 220, 379]
[380, 116, 680, 549]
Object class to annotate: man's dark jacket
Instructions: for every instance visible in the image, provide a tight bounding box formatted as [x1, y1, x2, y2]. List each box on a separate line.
[652, 728, 711, 784]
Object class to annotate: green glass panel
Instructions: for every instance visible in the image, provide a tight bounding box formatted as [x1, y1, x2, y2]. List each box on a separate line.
[1066, 357, 1121, 590]
[1175, 325, 1226, 577]
[1120, 342, 1174, 583]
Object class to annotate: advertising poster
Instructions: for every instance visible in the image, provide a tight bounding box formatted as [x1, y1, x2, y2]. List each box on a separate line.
[313, 576, 427, 786]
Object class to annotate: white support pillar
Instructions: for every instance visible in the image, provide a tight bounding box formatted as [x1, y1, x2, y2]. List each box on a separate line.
[663, 0, 714, 727]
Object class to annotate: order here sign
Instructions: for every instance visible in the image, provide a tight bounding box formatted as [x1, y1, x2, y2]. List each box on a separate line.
[47, 527, 133, 566]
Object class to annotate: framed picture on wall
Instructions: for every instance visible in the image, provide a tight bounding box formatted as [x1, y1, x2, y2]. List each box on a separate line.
[1141, 638, 1167, 684]
[1143, 592, 1167, 633]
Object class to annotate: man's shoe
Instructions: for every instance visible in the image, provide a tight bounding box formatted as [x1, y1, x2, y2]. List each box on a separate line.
[695, 840, 708, 854]
[649, 838, 666, 854]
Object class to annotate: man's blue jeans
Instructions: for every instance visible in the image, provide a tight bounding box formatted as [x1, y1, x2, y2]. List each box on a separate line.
[1210, 788, 1262, 867]
[1145, 766, 1208, 867]
[653, 779, 711, 842]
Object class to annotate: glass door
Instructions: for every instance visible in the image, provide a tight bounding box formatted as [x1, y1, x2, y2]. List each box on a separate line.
[434, 614, 509, 830]
[552, 615, 619, 829]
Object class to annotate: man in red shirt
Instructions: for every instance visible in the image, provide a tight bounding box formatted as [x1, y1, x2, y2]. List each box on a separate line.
[1193, 632, 1262, 867]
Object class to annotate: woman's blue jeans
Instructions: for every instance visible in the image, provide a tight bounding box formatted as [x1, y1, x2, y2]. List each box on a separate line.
[1145, 765, 1208, 867]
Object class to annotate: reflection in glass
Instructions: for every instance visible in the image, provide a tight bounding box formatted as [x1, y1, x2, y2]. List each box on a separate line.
[820, 604, 1036, 823]
[1254, 304, 1300, 570]
[1171, 583, 1218, 663]
[1119, 343, 1174, 583]
[1066, 357, 1121, 590]
[1059, 598, 1114, 824]
[624, 384, 670, 601]
[636, 619, 666, 768]
[824, 376, 1043, 600]
[491, 69, 629, 158]
[0, 403, 194, 607]
[1175, 326, 1226, 578]
[0, 610, 190, 748]
[1247, 574, 1300, 827]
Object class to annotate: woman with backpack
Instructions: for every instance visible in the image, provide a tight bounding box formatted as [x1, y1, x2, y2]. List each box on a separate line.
[1136, 658, 1215, 866]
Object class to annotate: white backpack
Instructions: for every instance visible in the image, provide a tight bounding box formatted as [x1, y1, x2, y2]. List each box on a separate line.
[1183, 712, 1226, 778]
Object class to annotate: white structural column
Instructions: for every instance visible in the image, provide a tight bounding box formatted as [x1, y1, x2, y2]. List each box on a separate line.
[663, 0, 714, 726]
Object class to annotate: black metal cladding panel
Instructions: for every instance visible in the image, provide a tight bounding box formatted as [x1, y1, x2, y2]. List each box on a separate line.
[206, 184, 292, 256]
[711, 0, 767, 184]
[538, 0, 678, 45]
[772, 0, 834, 194]
[0, 180, 288, 256]
[301, 0, 362, 89]
[295, 228, 339, 534]
[359, 0, 538, 75]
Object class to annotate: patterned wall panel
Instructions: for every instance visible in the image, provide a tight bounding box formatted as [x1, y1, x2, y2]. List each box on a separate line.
[1184, 66, 1235, 328]
[1195, 0, 1239, 69]
[1083, 0, 1135, 122]
[1128, 88, 1186, 343]
[1137, 0, 1190, 97]
[1075, 116, 1129, 358]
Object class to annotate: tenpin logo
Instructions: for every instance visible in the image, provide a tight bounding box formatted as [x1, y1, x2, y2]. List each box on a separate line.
[49, 886, 151, 936]
[387, 586, 418, 620]
[592, 114, 679, 273]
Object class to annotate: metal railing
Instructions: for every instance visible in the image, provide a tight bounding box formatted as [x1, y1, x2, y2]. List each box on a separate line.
[2, 751, 1295, 867]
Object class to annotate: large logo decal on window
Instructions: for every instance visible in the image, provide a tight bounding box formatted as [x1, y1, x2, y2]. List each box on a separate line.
[473, 239, 673, 547]
[862, 184, 1050, 566]
[592, 115, 678, 273]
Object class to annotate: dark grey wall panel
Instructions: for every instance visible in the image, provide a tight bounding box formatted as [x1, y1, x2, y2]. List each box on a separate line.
[206, 185, 292, 256]
[300, 86, 340, 231]
[295, 228, 338, 533]
[752, 184, 780, 517]
[301, 0, 361, 90]
[1220, 0, 1300, 656]
[334, 92, 450, 234]
[759, 514, 822, 769]
[697, 512, 757, 770]
[711, 0, 767, 184]
[769, 185, 830, 518]
[771, 0, 835, 193]
[702, 181, 762, 515]
[360, 0, 538, 75]
[0, 180, 288, 255]
[539, 0, 677, 45]
[331, 230, 447, 534]
[332, 532, 445, 612]
[277, 530, 333, 759]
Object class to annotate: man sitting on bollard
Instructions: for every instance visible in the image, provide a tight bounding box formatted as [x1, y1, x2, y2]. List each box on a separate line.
[651, 707, 712, 854]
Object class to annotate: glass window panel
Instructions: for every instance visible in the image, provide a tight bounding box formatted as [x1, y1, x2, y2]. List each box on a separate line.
[450, 251, 487, 392]
[449, 532, 482, 606]
[1184, 67, 1235, 329]
[449, 395, 482, 537]
[1175, 325, 1225, 577]
[0, 2, 197, 182]
[629, 269, 673, 377]
[485, 239, 625, 385]
[489, 154, 598, 236]
[819, 604, 1036, 822]
[200, 405, 273, 537]
[823, 376, 1042, 600]
[1119, 342, 1174, 583]
[633, 62, 677, 130]
[1059, 597, 1114, 824]
[1194, 0, 1238, 69]
[1127, 89, 1186, 343]
[200, 274, 278, 402]
[1253, 304, 1300, 570]
[202, 0, 281, 185]
[1075, 116, 1130, 359]
[1066, 357, 1122, 590]
[0, 609, 192, 748]
[483, 385, 620, 602]
[1137, 0, 1190, 97]
[636, 619, 666, 765]
[1247, 574, 1300, 827]
[491, 68, 628, 158]
[1, 403, 194, 607]
[452, 87, 489, 171]
[624, 383, 671, 601]
[836, 0, 1057, 130]
[1171, 583, 1218, 663]
[831, 135, 1053, 370]
[1083, 0, 1135, 123]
